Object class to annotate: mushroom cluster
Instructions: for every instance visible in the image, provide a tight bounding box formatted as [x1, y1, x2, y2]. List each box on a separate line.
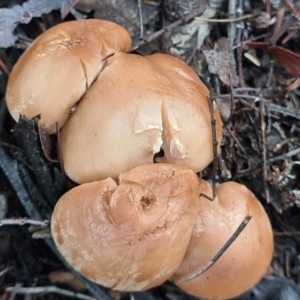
[6, 19, 273, 299]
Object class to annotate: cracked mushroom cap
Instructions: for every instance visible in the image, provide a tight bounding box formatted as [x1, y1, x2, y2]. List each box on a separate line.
[51, 163, 199, 291]
[172, 180, 274, 300]
[6, 19, 131, 133]
[61, 52, 222, 183]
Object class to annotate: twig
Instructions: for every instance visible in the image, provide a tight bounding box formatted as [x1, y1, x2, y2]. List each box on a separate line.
[174, 214, 252, 283]
[0, 218, 50, 227]
[195, 14, 254, 23]
[285, 251, 291, 278]
[209, 96, 219, 199]
[0, 266, 13, 278]
[238, 36, 246, 88]
[6, 286, 95, 300]
[217, 93, 260, 102]
[137, 0, 144, 40]
[227, 0, 237, 47]
[269, 15, 294, 47]
[260, 101, 270, 203]
[218, 149, 232, 180]
[218, 95, 300, 120]
[268, 148, 300, 163]
[186, 42, 198, 65]
[269, 137, 300, 152]
[267, 103, 300, 121]
[132, 6, 205, 50]
[199, 96, 218, 201]
[0, 57, 10, 74]
[283, 0, 300, 23]
[282, 28, 299, 44]
[8, 283, 22, 300]
[234, 87, 261, 92]
[15, 34, 34, 42]
[225, 125, 246, 154]
[13, 43, 28, 50]
[56, 122, 67, 186]
[274, 231, 300, 236]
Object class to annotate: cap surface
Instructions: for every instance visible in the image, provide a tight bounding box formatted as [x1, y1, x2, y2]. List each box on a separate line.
[6, 19, 131, 133]
[61, 52, 222, 183]
[172, 180, 274, 300]
[51, 163, 199, 291]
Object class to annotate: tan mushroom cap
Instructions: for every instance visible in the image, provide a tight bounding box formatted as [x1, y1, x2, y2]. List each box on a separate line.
[6, 19, 131, 133]
[61, 52, 222, 183]
[51, 163, 199, 291]
[172, 180, 274, 300]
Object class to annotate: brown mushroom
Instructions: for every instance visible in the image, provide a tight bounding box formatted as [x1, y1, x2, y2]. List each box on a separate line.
[5, 18, 222, 183]
[6, 19, 131, 133]
[51, 163, 199, 291]
[61, 52, 222, 183]
[172, 180, 274, 300]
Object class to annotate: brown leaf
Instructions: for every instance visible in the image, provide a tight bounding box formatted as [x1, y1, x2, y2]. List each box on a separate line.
[0, 0, 79, 48]
[203, 38, 239, 87]
[247, 41, 300, 78]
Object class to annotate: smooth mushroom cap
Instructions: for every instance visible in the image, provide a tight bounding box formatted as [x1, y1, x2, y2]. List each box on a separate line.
[145, 54, 223, 166]
[51, 163, 199, 291]
[61, 52, 222, 183]
[6, 19, 131, 133]
[172, 180, 274, 300]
